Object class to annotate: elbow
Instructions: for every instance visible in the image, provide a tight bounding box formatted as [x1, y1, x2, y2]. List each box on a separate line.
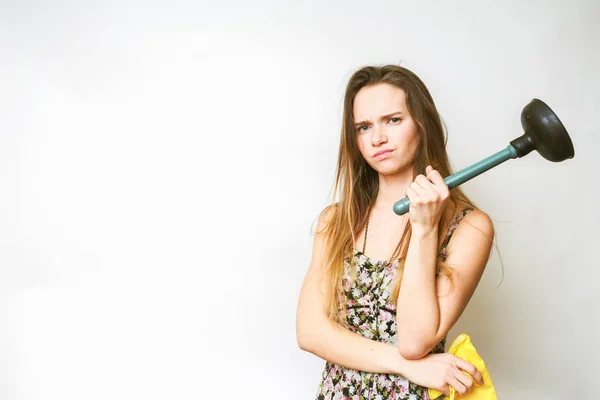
[296, 321, 317, 353]
[297, 314, 329, 354]
[296, 331, 313, 352]
[397, 339, 434, 360]
[396, 326, 439, 359]
[296, 297, 330, 354]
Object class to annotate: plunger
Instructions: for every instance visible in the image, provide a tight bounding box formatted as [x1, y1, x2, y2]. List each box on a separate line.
[393, 98, 575, 215]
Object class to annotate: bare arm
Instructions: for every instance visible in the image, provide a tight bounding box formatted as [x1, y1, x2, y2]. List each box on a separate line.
[296, 209, 406, 374]
[396, 208, 494, 359]
[296, 206, 486, 396]
[395, 168, 494, 359]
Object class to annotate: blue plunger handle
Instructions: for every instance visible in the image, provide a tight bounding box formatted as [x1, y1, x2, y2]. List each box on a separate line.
[393, 145, 520, 215]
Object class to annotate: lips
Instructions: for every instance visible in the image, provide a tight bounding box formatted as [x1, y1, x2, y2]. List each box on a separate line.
[373, 149, 393, 159]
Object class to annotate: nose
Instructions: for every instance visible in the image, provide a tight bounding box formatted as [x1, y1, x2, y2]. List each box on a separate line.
[371, 124, 387, 146]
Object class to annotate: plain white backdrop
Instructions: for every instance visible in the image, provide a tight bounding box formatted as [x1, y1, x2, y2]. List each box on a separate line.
[1, 0, 598, 399]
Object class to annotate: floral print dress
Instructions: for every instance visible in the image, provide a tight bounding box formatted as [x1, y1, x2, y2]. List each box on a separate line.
[314, 208, 473, 400]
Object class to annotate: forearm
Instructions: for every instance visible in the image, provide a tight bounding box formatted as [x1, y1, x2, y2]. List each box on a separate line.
[395, 227, 441, 355]
[298, 316, 407, 375]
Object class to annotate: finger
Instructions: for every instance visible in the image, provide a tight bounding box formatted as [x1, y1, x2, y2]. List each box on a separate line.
[413, 176, 436, 199]
[415, 174, 433, 189]
[425, 168, 449, 198]
[441, 384, 450, 398]
[408, 181, 426, 198]
[414, 175, 440, 201]
[434, 382, 450, 398]
[447, 372, 468, 396]
[427, 168, 446, 187]
[455, 358, 484, 385]
[426, 165, 434, 175]
[405, 186, 420, 204]
[455, 369, 475, 393]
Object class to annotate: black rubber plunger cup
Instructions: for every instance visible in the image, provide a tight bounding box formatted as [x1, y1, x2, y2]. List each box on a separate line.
[393, 98, 575, 215]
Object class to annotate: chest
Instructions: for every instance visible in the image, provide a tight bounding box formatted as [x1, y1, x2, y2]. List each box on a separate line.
[354, 211, 409, 263]
[338, 252, 399, 341]
[342, 252, 400, 311]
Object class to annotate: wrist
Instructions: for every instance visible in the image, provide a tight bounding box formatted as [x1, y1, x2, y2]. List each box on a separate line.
[387, 345, 409, 375]
[411, 225, 438, 238]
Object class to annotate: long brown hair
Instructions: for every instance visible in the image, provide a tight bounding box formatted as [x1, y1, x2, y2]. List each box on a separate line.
[319, 64, 477, 321]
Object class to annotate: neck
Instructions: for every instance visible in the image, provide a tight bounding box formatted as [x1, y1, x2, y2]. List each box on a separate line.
[373, 168, 414, 212]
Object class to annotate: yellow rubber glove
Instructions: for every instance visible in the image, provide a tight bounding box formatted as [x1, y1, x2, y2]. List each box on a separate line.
[428, 333, 497, 399]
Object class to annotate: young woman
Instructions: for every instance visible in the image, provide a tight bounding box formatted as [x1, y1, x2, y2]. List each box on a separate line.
[296, 65, 494, 399]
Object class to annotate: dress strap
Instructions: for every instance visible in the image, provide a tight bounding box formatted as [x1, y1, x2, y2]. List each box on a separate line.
[439, 207, 474, 261]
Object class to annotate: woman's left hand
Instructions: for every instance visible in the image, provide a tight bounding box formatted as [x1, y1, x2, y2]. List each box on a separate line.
[405, 165, 450, 232]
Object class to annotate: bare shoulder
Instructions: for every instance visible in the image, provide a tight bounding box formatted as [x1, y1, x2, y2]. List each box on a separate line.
[314, 203, 339, 234]
[461, 207, 495, 239]
[307, 203, 339, 262]
[444, 206, 495, 268]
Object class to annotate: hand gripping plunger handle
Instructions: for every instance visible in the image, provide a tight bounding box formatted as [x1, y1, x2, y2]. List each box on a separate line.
[392, 145, 520, 215]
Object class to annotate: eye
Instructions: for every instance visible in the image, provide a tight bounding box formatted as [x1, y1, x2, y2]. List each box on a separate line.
[389, 117, 401, 123]
[357, 125, 370, 132]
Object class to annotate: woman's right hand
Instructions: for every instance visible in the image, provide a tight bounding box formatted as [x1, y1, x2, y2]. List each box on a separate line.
[402, 352, 484, 397]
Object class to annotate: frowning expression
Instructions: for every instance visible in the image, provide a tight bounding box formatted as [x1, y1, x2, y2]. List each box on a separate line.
[353, 83, 420, 176]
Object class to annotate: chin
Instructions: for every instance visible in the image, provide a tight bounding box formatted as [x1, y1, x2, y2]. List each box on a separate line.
[374, 167, 401, 176]
[373, 162, 410, 177]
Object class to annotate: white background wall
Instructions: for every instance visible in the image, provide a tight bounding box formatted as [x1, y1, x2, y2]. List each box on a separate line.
[1, 0, 598, 399]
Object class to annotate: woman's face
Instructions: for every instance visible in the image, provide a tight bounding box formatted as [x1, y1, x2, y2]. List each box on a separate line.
[353, 83, 420, 176]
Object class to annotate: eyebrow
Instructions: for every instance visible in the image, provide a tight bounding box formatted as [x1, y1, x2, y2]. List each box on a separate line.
[354, 111, 403, 126]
